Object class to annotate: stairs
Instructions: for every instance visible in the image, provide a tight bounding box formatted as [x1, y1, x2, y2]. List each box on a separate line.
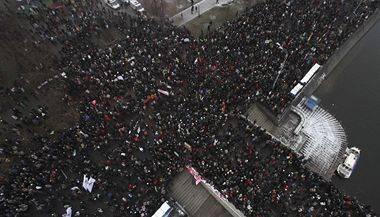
[169, 172, 210, 216]
[246, 104, 276, 133]
[169, 171, 234, 217]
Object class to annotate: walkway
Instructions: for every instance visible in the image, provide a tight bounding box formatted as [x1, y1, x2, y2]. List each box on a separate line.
[171, 0, 233, 26]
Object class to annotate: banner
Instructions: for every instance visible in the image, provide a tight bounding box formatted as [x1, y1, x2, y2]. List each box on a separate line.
[187, 166, 205, 185]
[82, 175, 96, 192]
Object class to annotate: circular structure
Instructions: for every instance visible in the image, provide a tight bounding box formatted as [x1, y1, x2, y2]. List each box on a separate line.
[296, 101, 348, 179]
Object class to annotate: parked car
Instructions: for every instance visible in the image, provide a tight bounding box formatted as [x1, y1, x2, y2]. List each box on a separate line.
[121, 0, 145, 12]
[105, 0, 120, 10]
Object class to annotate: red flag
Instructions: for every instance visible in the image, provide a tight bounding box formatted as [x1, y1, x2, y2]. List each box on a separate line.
[104, 114, 111, 121]
[221, 101, 226, 113]
[143, 94, 157, 104]
[91, 99, 97, 106]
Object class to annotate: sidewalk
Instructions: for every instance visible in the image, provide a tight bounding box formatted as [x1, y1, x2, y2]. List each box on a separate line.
[171, 0, 233, 26]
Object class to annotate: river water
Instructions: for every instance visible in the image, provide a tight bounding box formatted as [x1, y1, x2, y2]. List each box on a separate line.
[315, 20, 380, 212]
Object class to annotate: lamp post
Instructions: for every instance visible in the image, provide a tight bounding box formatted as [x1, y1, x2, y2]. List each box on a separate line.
[272, 44, 289, 90]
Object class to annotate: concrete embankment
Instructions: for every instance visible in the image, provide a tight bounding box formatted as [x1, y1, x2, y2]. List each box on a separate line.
[292, 8, 380, 107]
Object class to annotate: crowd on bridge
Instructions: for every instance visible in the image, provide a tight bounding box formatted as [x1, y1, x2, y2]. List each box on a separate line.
[0, 0, 379, 216]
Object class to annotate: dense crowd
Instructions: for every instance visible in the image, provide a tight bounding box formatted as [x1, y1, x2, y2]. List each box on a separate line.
[1, 0, 379, 216]
[200, 0, 379, 114]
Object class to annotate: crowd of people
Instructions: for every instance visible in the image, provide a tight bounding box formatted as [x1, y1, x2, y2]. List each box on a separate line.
[199, 0, 379, 114]
[1, 0, 379, 216]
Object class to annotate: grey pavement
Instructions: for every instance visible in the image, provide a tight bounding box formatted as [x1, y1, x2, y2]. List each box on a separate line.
[171, 0, 233, 26]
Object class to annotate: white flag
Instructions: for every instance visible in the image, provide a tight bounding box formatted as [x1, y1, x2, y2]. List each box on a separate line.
[63, 207, 72, 217]
[82, 175, 96, 192]
[158, 89, 169, 96]
[87, 177, 95, 193]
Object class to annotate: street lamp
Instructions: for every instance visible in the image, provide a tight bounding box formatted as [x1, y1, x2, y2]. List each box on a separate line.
[272, 43, 289, 90]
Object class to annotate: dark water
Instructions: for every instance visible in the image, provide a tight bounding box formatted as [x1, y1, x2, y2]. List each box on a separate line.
[316, 21, 380, 213]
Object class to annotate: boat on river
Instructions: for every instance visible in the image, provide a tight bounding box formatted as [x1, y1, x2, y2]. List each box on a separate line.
[337, 147, 360, 179]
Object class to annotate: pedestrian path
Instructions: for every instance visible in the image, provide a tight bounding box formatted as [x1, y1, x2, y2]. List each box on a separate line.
[171, 0, 233, 26]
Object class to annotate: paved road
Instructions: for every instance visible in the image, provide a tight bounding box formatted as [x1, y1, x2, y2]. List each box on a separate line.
[171, 0, 233, 26]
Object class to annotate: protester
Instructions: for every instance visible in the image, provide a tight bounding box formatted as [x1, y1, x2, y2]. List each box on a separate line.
[0, 0, 378, 216]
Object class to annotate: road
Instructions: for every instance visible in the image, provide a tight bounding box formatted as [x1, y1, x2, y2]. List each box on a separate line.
[171, 0, 233, 26]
